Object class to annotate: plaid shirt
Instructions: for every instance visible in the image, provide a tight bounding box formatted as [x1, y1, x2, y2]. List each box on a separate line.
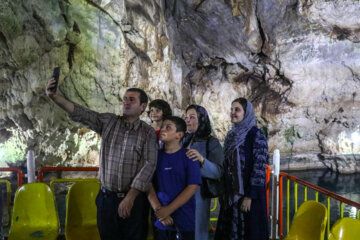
[69, 103, 158, 192]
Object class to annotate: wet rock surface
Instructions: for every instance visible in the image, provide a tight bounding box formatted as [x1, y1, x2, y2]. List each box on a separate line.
[0, 0, 359, 172]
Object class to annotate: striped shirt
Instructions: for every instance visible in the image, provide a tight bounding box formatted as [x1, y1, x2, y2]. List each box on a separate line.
[69, 103, 158, 192]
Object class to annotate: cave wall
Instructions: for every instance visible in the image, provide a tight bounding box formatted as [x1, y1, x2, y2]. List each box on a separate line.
[0, 0, 359, 172]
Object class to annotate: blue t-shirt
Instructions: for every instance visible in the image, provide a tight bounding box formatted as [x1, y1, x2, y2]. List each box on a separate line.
[154, 148, 202, 231]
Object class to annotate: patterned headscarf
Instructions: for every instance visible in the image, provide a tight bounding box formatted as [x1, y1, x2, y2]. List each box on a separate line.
[224, 99, 256, 158]
[182, 104, 212, 148]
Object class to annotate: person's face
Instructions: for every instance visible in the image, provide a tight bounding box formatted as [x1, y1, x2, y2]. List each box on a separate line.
[230, 102, 245, 124]
[185, 108, 198, 133]
[160, 120, 183, 143]
[122, 91, 146, 118]
[149, 107, 163, 122]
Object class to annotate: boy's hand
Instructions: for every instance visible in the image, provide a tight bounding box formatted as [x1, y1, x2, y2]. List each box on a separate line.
[155, 206, 173, 220]
[186, 149, 205, 164]
[160, 216, 174, 226]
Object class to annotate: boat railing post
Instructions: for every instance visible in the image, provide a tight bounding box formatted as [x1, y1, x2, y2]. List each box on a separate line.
[271, 149, 280, 240]
[27, 149, 36, 183]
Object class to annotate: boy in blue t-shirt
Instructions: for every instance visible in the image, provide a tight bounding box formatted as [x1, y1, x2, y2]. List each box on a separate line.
[148, 116, 201, 240]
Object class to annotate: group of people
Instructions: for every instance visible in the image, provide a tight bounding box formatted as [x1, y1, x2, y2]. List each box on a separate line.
[46, 78, 269, 240]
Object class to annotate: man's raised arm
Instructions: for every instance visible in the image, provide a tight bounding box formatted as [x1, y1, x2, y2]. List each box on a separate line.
[46, 77, 74, 114]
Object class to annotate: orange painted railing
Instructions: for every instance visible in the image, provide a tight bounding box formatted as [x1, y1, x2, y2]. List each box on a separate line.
[37, 167, 99, 182]
[278, 172, 360, 237]
[266, 164, 271, 217]
[279, 173, 283, 236]
[0, 167, 25, 186]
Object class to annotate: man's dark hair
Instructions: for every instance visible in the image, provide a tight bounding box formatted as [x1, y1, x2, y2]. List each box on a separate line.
[232, 97, 247, 114]
[148, 99, 172, 119]
[164, 116, 186, 134]
[126, 88, 148, 104]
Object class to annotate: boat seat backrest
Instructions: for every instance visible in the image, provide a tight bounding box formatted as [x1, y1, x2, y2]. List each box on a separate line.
[284, 200, 328, 240]
[9, 183, 59, 240]
[328, 217, 360, 240]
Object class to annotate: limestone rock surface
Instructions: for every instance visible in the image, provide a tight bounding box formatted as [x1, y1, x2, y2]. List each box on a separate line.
[0, 0, 359, 172]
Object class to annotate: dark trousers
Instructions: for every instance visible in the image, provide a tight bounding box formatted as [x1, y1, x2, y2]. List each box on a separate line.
[154, 229, 195, 240]
[95, 189, 149, 240]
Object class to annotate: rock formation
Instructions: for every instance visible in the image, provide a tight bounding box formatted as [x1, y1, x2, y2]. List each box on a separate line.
[0, 0, 359, 173]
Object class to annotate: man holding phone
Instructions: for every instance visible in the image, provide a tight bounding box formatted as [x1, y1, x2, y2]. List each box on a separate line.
[46, 72, 158, 240]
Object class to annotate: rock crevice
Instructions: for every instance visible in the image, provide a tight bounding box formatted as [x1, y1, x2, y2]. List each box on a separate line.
[0, 0, 359, 172]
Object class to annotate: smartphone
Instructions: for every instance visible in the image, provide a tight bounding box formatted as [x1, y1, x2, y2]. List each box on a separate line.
[50, 67, 60, 93]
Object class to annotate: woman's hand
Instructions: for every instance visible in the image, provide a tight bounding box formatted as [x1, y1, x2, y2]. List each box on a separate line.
[240, 197, 252, 212]
[186, 149, 205, 164]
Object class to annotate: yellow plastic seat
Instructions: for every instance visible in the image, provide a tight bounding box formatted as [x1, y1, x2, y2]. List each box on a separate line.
[328, 217, 360, 240]
[8, 183, 59, 240]
[65, 181, 101, 240]
[284, 200, 327, 240]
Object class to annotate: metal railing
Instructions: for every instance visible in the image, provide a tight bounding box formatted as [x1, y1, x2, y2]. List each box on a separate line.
[37, 166, 99, 182]
[277, 172, 360, 238]
[49, 178, 99, 191]
[2, 157, 360, 240]
[266, 164, 271, 218]
[269, 150, 360, 239]
[0, 168, 25, 187]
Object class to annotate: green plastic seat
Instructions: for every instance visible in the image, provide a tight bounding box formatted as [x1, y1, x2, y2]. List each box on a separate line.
[65, 181, 101, 240]
[8, 183, 59, 240]
[328, 217, 360, 240]
[284, 200, 327, 240]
